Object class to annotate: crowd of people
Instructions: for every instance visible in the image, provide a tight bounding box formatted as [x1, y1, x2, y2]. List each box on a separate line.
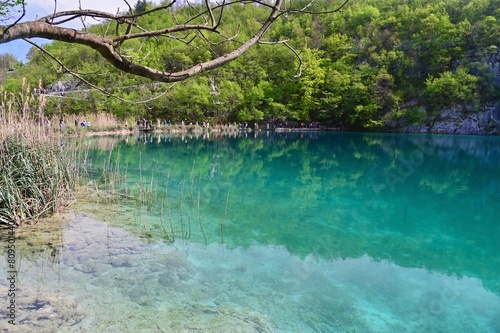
[137, 119, 154, 129]
[135, 118, 253, 131]
[74, 118, 91, 127]
[42, 116, 323, 133]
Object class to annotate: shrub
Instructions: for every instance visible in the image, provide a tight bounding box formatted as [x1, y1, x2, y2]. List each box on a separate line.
[424, 67, 479, 115]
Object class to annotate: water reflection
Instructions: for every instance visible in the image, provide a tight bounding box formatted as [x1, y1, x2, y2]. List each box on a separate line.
[2, 132, 499, 331]
[77, 132, 500, 295]
[1, 214, 499, 332]
[133, 129, 320, 145]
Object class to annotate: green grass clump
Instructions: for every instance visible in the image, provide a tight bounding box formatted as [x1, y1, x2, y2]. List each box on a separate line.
[0, 134, 78, 227]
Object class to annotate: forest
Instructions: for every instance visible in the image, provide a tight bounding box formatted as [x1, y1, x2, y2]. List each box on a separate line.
[1, 0, 499, 131]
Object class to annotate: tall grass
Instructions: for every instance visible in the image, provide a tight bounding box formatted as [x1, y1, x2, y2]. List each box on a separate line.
[0, 81, 78, 227]
[0, 135, 79, 227]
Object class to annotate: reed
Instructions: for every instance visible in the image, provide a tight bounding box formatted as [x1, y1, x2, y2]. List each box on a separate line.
[178, 176, 186, 238]
[0, 80, 79, 227]
[81, 148, 205, 243]
[197, 174, 207, 245]
[0, 134, 78, 227]
[220, 183, 231, 244]
[159, 197, 171, 241]
[1, 80, 54, 142]
[165, 170, 175, 241]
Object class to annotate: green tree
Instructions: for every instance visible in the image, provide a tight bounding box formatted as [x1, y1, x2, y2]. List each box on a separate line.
[213, 79, 244, 122]
[288, 49, 326, 120]
[371, 68, 397, 116]
[134, 0, 150, 14]
[424, 67, 479, 114]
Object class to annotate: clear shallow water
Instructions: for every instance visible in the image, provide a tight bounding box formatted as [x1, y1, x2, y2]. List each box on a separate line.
[1, 131, 500, 332]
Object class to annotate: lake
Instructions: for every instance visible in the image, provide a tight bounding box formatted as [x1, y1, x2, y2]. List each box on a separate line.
[1, 131, 500, 332]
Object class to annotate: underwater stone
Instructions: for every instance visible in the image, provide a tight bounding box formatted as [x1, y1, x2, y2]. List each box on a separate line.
[0, 288, 85, 332]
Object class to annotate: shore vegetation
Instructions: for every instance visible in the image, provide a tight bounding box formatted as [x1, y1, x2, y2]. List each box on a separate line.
[0, 81, 77, 227]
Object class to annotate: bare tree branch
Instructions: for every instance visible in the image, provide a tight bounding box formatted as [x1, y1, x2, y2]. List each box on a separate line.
[0, 0, 350, 83]
[23, 39, 175, 105]
[3, 0, 26, 35]
[259, 39, 303, 77]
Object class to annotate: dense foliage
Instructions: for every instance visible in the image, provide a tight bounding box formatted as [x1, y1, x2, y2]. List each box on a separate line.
[1, 0, 499, 130]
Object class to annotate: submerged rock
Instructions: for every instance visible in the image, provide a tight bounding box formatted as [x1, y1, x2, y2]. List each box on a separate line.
[1, 288, 85, 332]
[160, 304, 275, 333]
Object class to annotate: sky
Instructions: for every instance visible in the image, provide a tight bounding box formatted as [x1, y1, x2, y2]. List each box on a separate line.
[0, 0, 153, 62]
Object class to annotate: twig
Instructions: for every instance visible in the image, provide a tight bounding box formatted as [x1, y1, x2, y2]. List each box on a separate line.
[21, 39, 176, 105]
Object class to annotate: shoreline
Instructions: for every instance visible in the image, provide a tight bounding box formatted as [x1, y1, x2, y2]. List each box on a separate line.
[72, 126, 500, 137]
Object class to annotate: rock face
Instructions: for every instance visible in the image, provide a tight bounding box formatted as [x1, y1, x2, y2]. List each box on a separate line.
[401, 104, 500, 135]
[492, 103, 500, 122]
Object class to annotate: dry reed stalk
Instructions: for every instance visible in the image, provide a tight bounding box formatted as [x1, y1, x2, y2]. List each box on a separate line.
[0, 79, 57, 144]
[159, 197, 172, 242]
[168, 201, 175, 241]
[197, 174, 207, 245]
[179, 176, 185, 238]
[220, 183, 231, 244]
[190, 160, 196, 203]
[49, 112, 122, 130]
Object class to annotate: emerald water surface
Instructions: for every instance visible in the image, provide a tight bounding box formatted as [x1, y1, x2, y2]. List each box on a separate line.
[1, 131, 500, 332]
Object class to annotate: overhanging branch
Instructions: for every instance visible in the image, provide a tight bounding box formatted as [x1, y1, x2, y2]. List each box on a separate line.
[0, 0, 350, 83]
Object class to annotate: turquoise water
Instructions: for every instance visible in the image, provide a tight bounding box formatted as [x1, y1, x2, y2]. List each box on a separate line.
[1, 131, 500, 332]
